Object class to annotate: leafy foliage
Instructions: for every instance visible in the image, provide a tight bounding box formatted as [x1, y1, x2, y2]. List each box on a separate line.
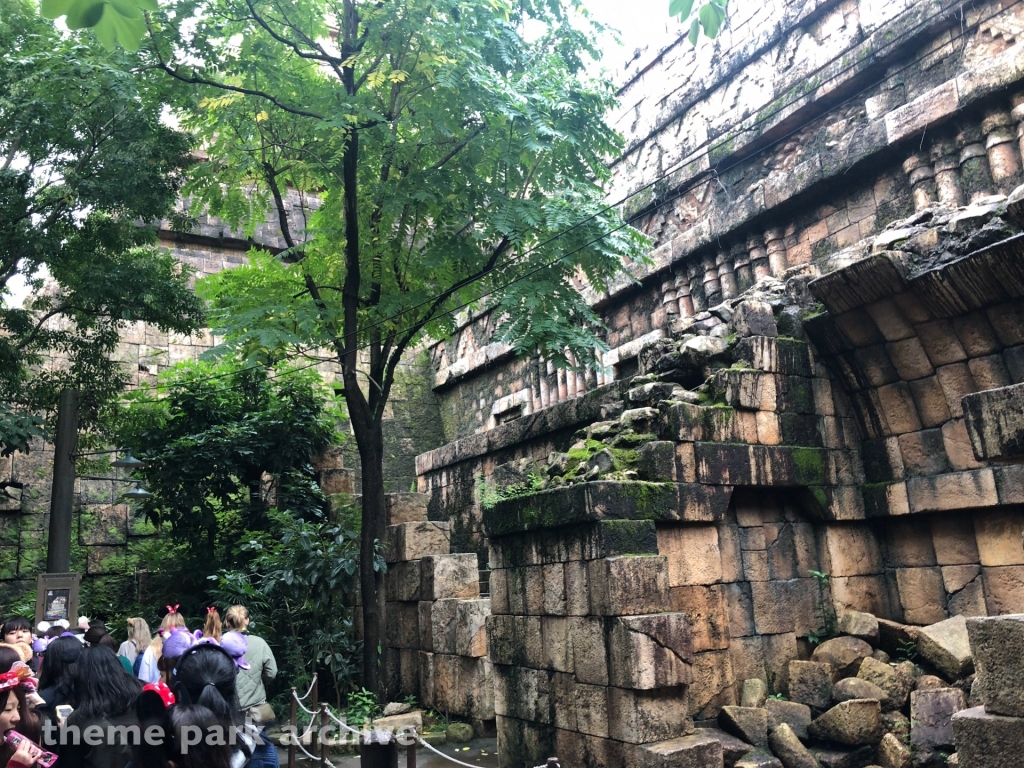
[40, 0, 158, 51]
[208, 508, 362, 709]
[669, 0, 730, 44]
[0, 0, 203, 454]
[112, 358, 339, 561]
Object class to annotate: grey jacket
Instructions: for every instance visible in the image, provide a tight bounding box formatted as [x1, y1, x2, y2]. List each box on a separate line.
[236, 633, 278, 709]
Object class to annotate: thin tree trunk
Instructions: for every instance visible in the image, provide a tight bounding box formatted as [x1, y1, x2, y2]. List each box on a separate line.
[355, 414, 387, 700]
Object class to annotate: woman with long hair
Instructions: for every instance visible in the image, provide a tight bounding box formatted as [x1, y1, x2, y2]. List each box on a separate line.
[117, 618, 150, 671]
[0, 647, 44, 767]
[137, 608, 186, 684]
[133, 643, 263, 768]
[202, 608, 222, 643]
[33, 636, 81, 728]
[58, 647, 143, 768]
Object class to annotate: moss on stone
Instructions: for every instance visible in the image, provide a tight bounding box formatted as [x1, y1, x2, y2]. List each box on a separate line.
[791, 447, 826, 486]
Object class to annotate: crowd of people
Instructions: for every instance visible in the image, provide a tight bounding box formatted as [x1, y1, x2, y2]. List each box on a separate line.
[0, 605, 280, 768]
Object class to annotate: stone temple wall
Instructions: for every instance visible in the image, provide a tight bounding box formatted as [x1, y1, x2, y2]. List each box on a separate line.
[406, 0, 1024, 765]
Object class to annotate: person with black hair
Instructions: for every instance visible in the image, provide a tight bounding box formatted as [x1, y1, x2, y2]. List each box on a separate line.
[0, 647, 44, 767]
[58, 646, 143, 768]
[133, 643, 266, 768]
[0, 620, 35, 674]
[33, 636, 81, 729]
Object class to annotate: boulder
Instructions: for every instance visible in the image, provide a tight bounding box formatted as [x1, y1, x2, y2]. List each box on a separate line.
[916, 616, 973, 681]
[807, 700, 882, 746]
[952, 706, 1024, 768]
[811, 637, 873, 676]
[871, 649, 890, 664]
[733, 301, 778, 338]
[446, 722, 474, 743]
[877, 733, 911, 768]
[838, 612, 879, 643]
[735, 749, 784, 768]
[766, 698, 812, 741]
[767, 723, 819, 768]
[719, 706, 769, 746]
[833, 678, 886, 705]
[856, 657, 913, 711]
[788, 661, 837, 710]
[966, 614, 1024, 717]
[741, 678, 769, 709]
[637, 732, 726, 768]
[909, 687, 966, 749]
[382, 702, 413, 717]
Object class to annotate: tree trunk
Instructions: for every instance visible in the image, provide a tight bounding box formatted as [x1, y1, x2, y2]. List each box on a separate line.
[355, 414, 387, 701]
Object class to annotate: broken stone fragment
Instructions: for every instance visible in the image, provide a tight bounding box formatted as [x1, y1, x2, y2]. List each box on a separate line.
[810, 637, 873, 677]
[740, 678, 769, 709]
[787, 660, 837, 711]
[633, 731, 725, 768]
[807, 699, 883, 746]
[910, 687, 966, 749]
[765, 698, 812, 741]
[832, 678, 886, 705]
[952, 706, 1024, 768]
[916, 615, 973, 680]
[733, 300, 778, 338]
[856, 657, 913, 711]
[877, 732, 911, 768]
[718, 705, 768, 746]
[838, 611, 879, 643]
[734, 749, 783, 768]
[587, 448, 616, 474]
[966, 614, 1024, 717]
[766, 722, 818, 768]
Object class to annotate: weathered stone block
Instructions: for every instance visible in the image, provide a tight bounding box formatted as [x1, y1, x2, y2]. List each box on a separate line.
[658, 524, 723, 586]
[833, 677, 886, 704]
[982, 565, 1024, 614]
[930, 514, 981, 565]
[486, 615, 542, 668]
[906, 470, 998, 514]
[489, 568, 509, 614]
[750, 579, 818, 636]
[455, 599, 490, 658]
[807, 699, 882, 746]
[386, 601, 420, 650]
[430, 598, 460, 655]
[690, 649, 737, 719]
[570, 616, 609, 686]
[669, 584, 730, 651]
[740, 678, 768, 709]
[718, 705, 768, 746]
[910, 687, 965, 748]
[629, 732, 724, 768]
[787, 661, 838, 710]
[418, 601, 432, 651]
[588, 555, 669, 615]
[386, 560, 422, 602]
[857, 656, 913, 712]
[811, 637, 874, 676]
[877, 731, 912, 768]
[839, 610, 880, 642]
[767, 723, 818, 768]
[575, 682, 609, 738]
[607, 686, 693, 744]
[420, 554, 480, 601]
[608, 613, 693, 689]
[766, 698, 812, 741]
[385, 521, 450, 563]
[952, 706, 1024, 768]
[563, 559, 589, 616]
[974, 509, 1024, 566]
[384, 493, 429, 525]
[540, 616, 572, 673]
[917, 615, 973, 680]
[966, 614, 1024, 717]
[895, 567, 947, 626]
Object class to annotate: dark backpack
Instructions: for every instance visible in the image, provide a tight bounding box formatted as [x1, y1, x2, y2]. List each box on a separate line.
[131, 643, 144, 676]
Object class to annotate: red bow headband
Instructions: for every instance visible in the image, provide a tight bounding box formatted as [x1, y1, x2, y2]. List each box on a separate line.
[0, 663, 35, 693]
[207, 607, 217, 614]
[166, 604, 180, 614]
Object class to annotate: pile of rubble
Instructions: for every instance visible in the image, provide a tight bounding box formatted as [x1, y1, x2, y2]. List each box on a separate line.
[699, 609, 975, 768]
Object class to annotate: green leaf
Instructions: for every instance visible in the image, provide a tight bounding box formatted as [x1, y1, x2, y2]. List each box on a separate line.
[40, 0, 77, 19]
[92, 12, 117, 48]
[698, 2, 724, 38]
[135, 0, 160, 10]
[65, 0, 105, 29]
[108, 8, 147, 50]
[668, 0, 694, 19]
[108, 0, 144, 20]
[688, 16, 700, 44]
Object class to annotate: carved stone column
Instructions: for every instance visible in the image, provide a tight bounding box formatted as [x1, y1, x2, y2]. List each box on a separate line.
[703, 253, 722, 308]
[748, 233, 770, 281]
[931, 135, 963, 207]
[732, 241, 753, 294]
[675, 274, 694, 318]
[903, 154, 936, 211]
[958, 125, 994, 202]
[764, 228, 787, 277]
[983, 108, 1022, 193]
[687, 262, 706, 313]
[717, 250, 738, 301]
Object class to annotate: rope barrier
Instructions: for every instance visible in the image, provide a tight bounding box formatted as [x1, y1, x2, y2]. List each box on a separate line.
[296, 675, 318, 701]
[414, 736, 489, 768]
[323, 707, 364, 736]
[294, 737, 336, 768]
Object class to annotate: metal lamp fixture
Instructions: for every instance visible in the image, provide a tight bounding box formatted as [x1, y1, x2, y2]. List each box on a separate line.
[111, 451, 145, 470]
[123, 483, 152, 501]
